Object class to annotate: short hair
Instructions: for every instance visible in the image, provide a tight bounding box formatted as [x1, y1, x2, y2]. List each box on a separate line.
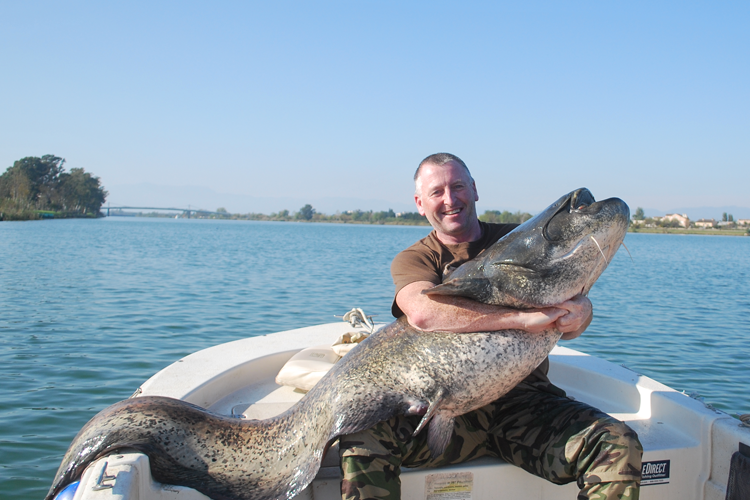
[414, 153, 473, 194]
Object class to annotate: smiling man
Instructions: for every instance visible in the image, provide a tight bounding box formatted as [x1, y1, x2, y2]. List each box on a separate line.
[394, 154, 591, 337]
[414, 157, 481, 242]
[338, 153, 642, 500]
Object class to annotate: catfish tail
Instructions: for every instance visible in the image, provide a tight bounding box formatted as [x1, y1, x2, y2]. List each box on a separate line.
[46, 395, 338, 500]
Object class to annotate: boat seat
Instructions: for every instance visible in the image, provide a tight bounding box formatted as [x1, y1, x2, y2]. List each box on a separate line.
[275, 333, 370, 392]
[275, 345, 341, 392]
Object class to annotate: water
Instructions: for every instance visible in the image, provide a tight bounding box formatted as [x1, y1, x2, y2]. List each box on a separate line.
[1, 218, 748, 499]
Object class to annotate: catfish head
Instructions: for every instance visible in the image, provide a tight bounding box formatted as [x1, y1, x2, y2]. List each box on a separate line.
[424, 188, 629, 308]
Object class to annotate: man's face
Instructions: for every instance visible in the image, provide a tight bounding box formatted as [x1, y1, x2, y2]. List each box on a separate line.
[414, 160, 479, 241]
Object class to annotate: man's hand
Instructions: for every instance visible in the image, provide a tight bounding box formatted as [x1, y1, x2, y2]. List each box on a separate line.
[487, 295, 592, 337]
[514, 307, 567, 333]
[554, 295, 593, 340]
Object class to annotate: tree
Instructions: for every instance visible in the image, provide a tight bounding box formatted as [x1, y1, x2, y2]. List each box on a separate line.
[660, 218, 680, 228]
[297, 204, 315, 220]
[0, 155, 66, 210]
[0, 156, 107, 217]
[57, 168, 108, 215]
[0, 166, 31, 206]
[372, 209, 396, 222]
[633, 207, 645, 220]
[396, 212, 427, 222]
[479, 210, 533, 224]
[723, 212, 728, 222]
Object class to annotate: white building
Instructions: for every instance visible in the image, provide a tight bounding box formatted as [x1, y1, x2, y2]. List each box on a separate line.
[663, 213, 690, 228]
[694, 218, 717, 228]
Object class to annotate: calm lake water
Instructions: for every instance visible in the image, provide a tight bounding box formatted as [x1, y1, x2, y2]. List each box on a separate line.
[1, 218, 748, 499]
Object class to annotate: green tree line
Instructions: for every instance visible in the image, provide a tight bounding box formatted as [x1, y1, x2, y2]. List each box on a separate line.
[230, 206, 430, 225]
[478, 210, 533, 224]
[0, 155, 108, 221]
[196, 205, 535, 226]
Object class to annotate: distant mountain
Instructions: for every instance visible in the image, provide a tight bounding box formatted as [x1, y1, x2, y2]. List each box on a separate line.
[105, 183, 415, 215]
[641, 206, 750, 221]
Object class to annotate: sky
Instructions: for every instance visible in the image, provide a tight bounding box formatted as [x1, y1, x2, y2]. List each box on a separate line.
[1, 1, 748, 217]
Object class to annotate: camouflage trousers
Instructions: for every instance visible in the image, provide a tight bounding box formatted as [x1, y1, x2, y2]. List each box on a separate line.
[340, 379, 642, 500]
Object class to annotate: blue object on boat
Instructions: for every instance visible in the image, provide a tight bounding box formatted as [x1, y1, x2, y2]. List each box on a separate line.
[54, 480, 80, 500]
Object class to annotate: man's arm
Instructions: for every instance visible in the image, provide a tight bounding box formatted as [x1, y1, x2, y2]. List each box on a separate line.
[396, 281, 592, 337]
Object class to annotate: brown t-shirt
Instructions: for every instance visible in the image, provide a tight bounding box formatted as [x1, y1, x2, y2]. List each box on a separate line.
[390, 220, 550, 381]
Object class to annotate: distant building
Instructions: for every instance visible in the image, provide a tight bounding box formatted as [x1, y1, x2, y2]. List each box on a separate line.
[663, 213, 690, 228]
[694, 218, 717, 228]
[737, 219, 750, 226]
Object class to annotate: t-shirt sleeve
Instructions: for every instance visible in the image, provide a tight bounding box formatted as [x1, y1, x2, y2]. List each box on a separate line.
[391, 246, 441, 291]
[390, 244, 441, 318]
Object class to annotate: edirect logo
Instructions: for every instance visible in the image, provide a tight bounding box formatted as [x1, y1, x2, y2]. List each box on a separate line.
[641, 460, 670, 486]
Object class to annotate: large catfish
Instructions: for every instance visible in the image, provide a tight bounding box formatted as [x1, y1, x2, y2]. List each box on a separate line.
[46, 188, 629, 500]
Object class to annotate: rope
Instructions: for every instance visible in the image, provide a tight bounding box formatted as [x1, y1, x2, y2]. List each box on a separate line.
[340, 308, 375, 332]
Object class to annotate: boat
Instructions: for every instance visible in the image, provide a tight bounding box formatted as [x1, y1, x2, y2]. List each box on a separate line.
[57, 309, 750, 500]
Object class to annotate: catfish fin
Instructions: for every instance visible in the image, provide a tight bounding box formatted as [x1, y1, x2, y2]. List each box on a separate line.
[423, 282, 464, 296]
[424, 278, 490, 300]
[427, 413, 455, 457]
[412, 387, 445, 436]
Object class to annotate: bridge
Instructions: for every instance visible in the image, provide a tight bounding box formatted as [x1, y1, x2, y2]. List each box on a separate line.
[105, 206, 227, 218]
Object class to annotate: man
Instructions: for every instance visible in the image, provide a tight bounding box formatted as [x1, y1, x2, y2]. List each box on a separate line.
[339, 153, 642, 499]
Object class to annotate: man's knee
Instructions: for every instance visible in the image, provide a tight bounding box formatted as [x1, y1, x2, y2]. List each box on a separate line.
[578, 419, 643, 488]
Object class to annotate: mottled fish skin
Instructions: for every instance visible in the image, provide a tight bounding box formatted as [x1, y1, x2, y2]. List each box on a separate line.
[46, 188, 629, 500]
[427, 188, 629, 308]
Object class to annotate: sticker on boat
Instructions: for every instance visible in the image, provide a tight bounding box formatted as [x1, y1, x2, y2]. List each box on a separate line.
[641, 460, 670, 485]
[425, 471, 473, 500]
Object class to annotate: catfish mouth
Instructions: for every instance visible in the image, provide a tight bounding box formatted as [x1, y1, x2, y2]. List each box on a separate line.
[557, 235, 608, 263]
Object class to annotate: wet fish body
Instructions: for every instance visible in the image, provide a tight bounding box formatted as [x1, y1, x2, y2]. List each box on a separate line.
[46, 188, 629, 500]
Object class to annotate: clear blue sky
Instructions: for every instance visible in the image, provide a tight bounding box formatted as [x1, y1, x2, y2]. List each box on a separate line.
[1, 1, 748, 216]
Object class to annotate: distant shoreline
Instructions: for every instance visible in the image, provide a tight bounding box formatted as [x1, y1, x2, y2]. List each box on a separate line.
[628, 227, 749, 237]
[105, 211, 432, 226]
[114, 213, 750, 235]
[9, 211, 749, 236]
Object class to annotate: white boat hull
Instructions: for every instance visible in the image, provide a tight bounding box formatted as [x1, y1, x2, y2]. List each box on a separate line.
[66, 322, 750, 500]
